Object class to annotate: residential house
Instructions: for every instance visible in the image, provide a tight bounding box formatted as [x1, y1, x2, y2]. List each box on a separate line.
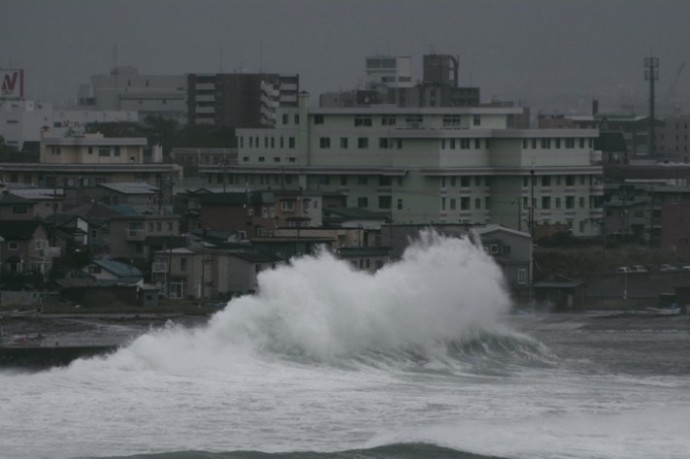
[109, 214, 180, 265]
[81, 259, 143, 286]
[6, 187, 63, 218]
[0, 220, 58, 276]
[95, 182, 163, 213]
[151, 247, 280, 299]
[0, 190, 36, 220]
[199, 191, 276, 238]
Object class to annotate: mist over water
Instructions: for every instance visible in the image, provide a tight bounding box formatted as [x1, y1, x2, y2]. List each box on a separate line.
[2, 231, 689, 459]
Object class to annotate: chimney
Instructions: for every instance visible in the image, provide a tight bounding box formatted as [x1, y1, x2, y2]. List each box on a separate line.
[592, 99, 599, 116]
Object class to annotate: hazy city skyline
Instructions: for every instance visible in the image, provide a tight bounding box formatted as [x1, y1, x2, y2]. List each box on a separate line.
[2, 0, 690, 115]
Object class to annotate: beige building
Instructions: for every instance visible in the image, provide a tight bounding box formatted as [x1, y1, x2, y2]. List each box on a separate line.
[40, 132, 147, 164]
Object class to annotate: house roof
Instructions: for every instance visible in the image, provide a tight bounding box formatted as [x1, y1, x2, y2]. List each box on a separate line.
[8, 188, 62, 201]
[0, 190, 33, 206]
[62, 202, 126, 220]
[90, 259, 143, 278]
[98, 182, 159, 195]
[473, 224, 531, 239]
[229, 250, 282, 263]
[323, 207, 390, 221]
[0, 221, 46, 240]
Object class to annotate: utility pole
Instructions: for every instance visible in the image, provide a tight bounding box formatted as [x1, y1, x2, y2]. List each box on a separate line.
[645, 56, 659, 156]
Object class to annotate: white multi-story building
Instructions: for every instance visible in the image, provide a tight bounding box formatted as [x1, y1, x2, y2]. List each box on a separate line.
[77, 66, 187, 125]
[202, 94, 604, 237]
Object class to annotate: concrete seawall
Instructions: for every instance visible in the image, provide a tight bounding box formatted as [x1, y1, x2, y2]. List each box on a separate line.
[0, 345, 119, 369]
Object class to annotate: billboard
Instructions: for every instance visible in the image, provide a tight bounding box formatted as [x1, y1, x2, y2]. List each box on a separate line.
[1, 69, 24, 99]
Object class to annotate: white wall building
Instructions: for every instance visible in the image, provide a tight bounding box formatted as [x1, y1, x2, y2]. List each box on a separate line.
[205, 94, 604, 238]
[77, 66, 187, 125]
[0, 99, 53, 150]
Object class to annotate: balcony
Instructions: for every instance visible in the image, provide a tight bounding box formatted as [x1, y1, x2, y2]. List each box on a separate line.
[152, 262, 168, 273]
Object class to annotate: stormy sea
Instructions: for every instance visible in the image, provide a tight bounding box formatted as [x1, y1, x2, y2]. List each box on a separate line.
[1, 232, 689, 459]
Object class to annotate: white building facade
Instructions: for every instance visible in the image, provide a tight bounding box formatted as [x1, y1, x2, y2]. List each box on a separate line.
[207, 94, 604, 237]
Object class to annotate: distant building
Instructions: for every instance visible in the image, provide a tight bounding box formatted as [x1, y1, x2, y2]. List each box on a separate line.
[187, 73, 299, 128]
[219, 94, 604, 238]
[321, 53, 480, 109]
[39, 132, 147, 164]
[76, 66, 187, 125]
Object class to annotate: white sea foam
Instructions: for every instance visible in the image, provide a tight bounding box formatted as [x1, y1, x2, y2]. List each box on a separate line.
[1, 231, 688, 459]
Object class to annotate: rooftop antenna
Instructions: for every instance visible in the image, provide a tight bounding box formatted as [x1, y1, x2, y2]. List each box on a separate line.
[111, 43, 119, 74]
[644, 53, 659, 156]
[258, 41, 263, 73]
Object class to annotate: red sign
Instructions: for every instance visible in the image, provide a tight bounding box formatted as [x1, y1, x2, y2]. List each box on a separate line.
[1, 69, 24, 99]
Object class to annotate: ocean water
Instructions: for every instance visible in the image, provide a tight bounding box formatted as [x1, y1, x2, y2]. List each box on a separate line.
[1, 231, 689, 459]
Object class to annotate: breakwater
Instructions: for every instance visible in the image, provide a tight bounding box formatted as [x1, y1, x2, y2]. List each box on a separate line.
[0, 344, 119, 369]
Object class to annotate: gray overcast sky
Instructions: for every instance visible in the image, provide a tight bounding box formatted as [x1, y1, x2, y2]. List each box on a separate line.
[2, 0, 689, 114]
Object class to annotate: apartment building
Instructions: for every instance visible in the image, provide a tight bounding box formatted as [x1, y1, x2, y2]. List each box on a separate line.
[187, 73, 299, 128]
[204, 93, 604, 237]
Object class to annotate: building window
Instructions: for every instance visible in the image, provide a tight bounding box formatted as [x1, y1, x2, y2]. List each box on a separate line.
[319, 137, 331, 148]
[282, 114, 289, 125]
[517, 268, 527, 285]
[461, 176, 471, 187]
[379, 138, 389, 149]
[340, 176, 348, 186]
[397, 198, 403, 210]
[460, 139, 470, 149]
[357, 197, 368, 208]
[282, 200, 294, 211]
[541, 138, 551, 148]
[340, 137, 348, 148]
[357, 137, 369, 149]
[98, 146, 110, 156]
[449, 198, 456, 210]
[475, 198, 481, 209]
[542, 176, 551, 186]
[382, 116, 396, 126]
[294, 114, 300, 125]
[473, 115, 481, 126]
[314, 115, 324, 125]
[460, 197, 470, 210]
[541, 196, 551, 209]
[566, 196, 575, 209]
[9, 242, 19, 251]
[475, 138, 481, 149]
[354, 115, 372, 127]
[379, 176, 392, 187]
[566, 175, 575, 186]
[378, 196, 392, 209]
[180, 258, 187, 271]
[443, 115, 461, 127]
[289, 137, 295, 148]
[358, 176, 368, 185]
